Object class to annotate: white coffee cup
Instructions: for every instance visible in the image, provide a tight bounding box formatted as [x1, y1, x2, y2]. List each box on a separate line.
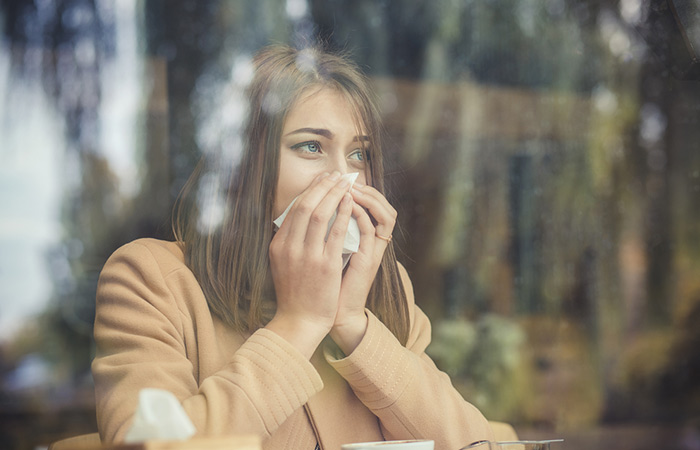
[341, 440, 435, 450]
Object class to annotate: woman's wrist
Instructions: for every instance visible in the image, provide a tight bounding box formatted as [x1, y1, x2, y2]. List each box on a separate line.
[265, 313, 332, 359]
[330, 312, 369, 356]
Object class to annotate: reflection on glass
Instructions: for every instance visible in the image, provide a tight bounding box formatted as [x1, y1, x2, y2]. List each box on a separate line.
[1, 0, 699, 449]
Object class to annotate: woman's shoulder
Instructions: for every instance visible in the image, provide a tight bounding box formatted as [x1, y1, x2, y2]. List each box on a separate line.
[98, 238, 204, 319]
[105, 238, 187, 277]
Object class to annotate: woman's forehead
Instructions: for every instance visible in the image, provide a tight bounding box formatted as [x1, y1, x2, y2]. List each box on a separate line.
[284, 86, 369, 135]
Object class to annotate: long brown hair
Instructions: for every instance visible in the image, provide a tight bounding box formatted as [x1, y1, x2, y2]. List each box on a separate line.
[173, 44, 410, 344]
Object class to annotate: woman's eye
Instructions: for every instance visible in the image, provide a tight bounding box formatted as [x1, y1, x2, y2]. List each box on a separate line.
[292, 141, 321, 154]
[349, 149, 364, 161]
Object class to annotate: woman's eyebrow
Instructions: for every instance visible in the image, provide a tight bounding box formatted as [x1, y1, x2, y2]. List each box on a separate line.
[284, 127, 334, 139]
[284, 127, 369, 143]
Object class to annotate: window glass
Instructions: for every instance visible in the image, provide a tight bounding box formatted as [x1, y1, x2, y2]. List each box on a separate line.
[1, 1, 699, 448]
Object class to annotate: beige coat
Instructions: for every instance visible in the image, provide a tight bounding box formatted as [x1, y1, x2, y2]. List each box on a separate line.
[92, 239, 494, 450]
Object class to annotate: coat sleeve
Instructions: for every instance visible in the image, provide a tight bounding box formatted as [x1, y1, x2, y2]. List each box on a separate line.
[91, 240, 323, 443]
[325, 264, 494, 449]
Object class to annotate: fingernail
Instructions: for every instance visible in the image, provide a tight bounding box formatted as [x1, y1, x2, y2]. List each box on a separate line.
[329, 171, 341, 181]
[351, 187, 363, 195]
[339, 178, 351, 188]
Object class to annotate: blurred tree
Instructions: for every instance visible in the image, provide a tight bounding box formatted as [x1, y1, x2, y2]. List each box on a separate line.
[1, 0, 700, 445]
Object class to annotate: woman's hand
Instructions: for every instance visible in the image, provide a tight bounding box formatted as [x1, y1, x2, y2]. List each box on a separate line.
[266, 172, 354, 359]
[330, 182, 398, 354]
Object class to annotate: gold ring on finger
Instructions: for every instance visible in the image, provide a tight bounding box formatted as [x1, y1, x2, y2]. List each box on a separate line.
[375, 232, 392, 242]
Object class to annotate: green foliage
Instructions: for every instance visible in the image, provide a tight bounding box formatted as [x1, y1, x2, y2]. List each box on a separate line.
[427, 315, 526, 420]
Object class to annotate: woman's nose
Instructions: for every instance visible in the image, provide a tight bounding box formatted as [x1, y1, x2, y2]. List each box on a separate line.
[328, 154, 349, 175]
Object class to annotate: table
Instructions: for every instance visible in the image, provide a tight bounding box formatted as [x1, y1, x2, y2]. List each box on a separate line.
[50, 434, 261, 450]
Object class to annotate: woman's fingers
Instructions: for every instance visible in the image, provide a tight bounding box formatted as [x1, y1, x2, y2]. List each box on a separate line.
[282, 172, 343, 245]
[351, 202, 377, 256]
[350, 183, 397, 241]
[303, 174, 354, 250]
[274, 171, 328, 241]
[325, 193, 353, 256]
[276, 171, 354, 256]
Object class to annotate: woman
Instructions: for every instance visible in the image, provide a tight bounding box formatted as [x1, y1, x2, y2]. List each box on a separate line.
[92, 44, 494, 450]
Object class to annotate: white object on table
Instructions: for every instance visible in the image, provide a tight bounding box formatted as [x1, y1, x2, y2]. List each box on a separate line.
[124, 388, 196, 443]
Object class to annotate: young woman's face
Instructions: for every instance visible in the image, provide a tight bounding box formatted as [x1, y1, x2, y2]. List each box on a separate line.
[274, 87, 369, 217]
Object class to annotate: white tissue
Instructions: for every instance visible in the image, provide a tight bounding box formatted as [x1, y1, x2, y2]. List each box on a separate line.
[273, 172, 360, 268]
[124, 388, 196, 443]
